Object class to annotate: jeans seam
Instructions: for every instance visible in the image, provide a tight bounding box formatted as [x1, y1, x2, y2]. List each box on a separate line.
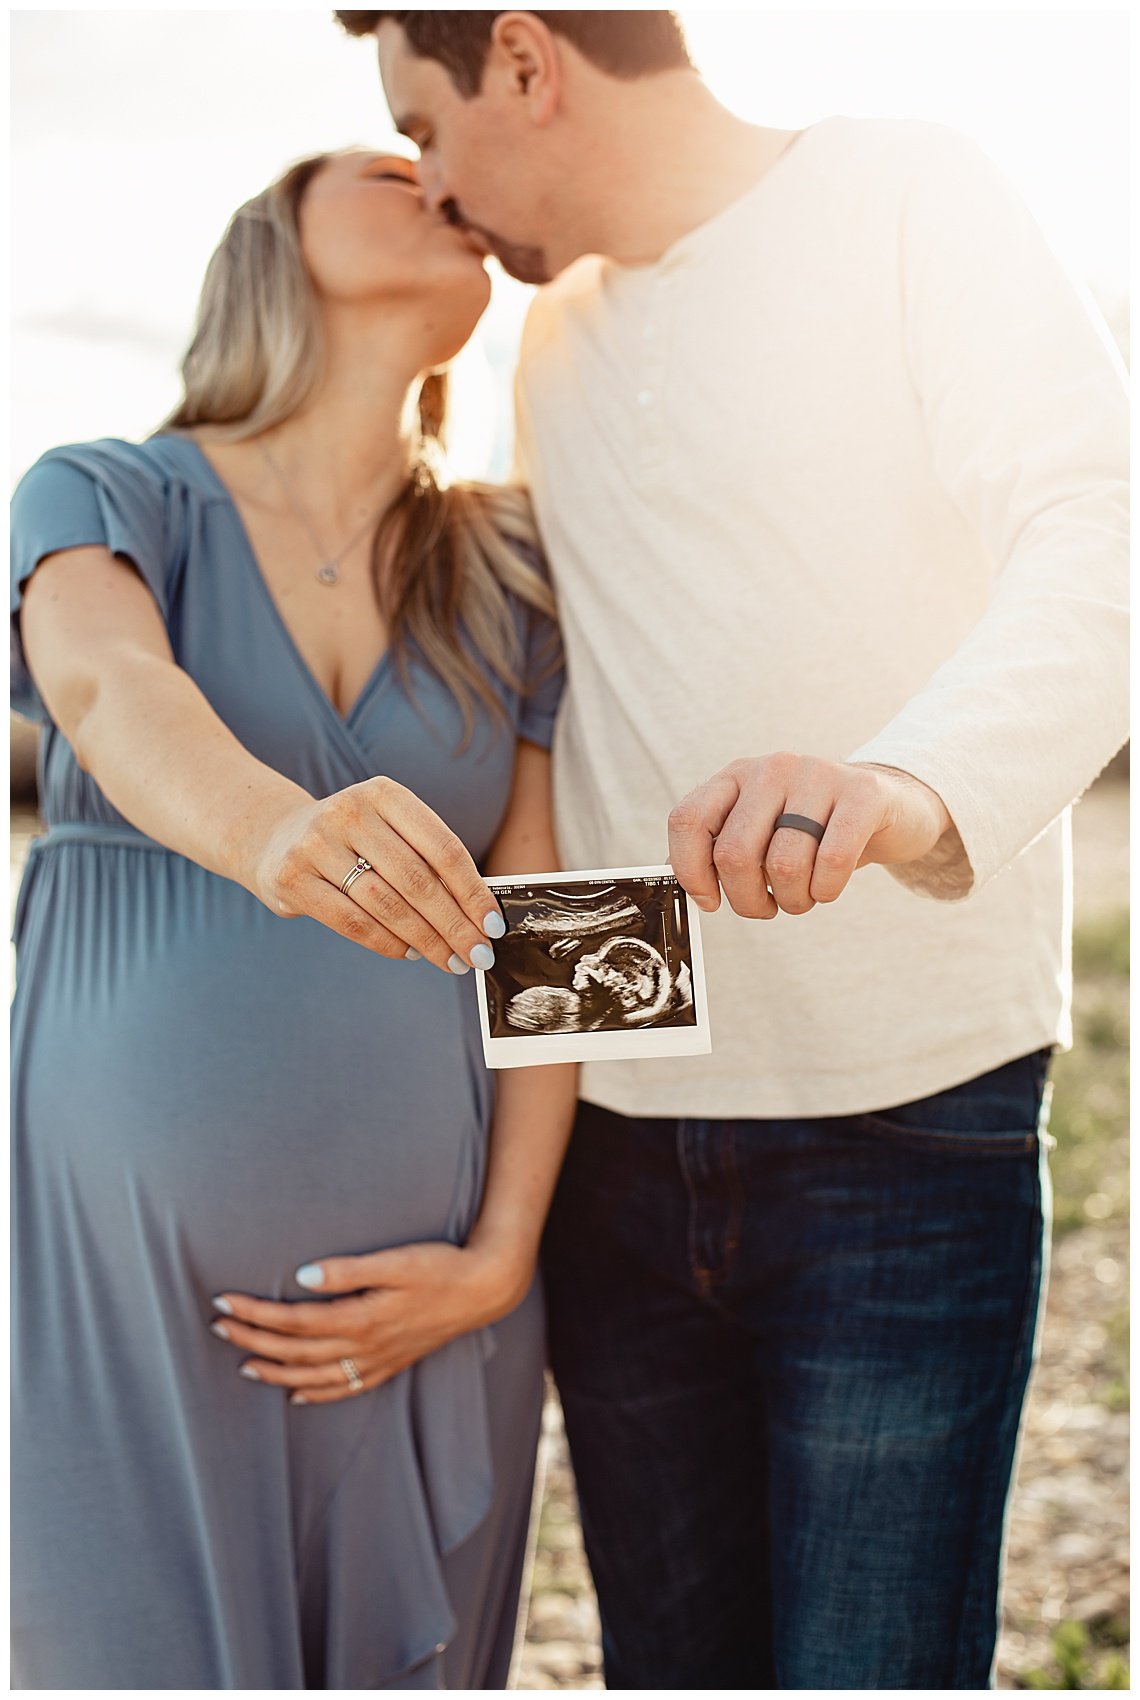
[951, 1145, 1046, 1686]
[721, 1123, 744, 1283]
[676, 1121, 711, 1292]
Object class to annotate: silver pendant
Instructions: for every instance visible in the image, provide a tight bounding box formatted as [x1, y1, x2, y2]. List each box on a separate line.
[316, 562, 339, 586]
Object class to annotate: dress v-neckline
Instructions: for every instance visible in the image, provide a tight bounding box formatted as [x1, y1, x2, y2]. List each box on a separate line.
[180, 437, 391, 730]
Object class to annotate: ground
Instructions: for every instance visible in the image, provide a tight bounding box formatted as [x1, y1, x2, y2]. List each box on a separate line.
[514, 779, 1130, 1691]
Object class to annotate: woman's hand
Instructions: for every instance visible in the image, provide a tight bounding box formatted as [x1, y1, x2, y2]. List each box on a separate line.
[249, 776, 506, 973]
[209, 1239, 533, 1404]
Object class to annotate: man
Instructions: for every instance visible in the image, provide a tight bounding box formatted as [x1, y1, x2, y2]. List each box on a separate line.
[336, 11, 1129, 1687]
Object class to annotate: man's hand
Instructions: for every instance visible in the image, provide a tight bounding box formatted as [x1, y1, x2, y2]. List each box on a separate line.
[668, 755, 953, 919]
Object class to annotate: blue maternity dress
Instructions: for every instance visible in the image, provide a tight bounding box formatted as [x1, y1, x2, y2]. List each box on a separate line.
[9, 435, 563, 1690]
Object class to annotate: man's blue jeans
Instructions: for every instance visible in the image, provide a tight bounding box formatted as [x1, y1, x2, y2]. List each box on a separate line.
[540, 1050, 1053, 1689]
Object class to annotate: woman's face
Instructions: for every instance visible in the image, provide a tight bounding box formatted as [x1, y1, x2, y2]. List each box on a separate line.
[298, 150, 492, 362]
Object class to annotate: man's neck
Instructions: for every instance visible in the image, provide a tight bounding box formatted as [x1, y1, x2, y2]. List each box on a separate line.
[552, 75, 803, 270]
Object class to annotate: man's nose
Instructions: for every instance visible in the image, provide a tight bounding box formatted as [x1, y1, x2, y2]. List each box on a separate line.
[417, 163, 447, 214]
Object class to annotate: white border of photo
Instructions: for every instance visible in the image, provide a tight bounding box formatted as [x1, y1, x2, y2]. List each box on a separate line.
[475, 864, 713, 1070]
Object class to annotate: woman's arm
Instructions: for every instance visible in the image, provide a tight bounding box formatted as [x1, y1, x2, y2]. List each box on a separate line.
[209, 739, 580, 1402]
[465, 739, 579, 1300]
[19, 547, 503, 972]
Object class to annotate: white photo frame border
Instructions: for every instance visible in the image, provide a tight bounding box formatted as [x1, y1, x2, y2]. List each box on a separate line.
[474, 864, 713, 1070]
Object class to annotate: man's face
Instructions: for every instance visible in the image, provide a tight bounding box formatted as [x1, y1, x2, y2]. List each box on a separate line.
[376, 21, 552, 285]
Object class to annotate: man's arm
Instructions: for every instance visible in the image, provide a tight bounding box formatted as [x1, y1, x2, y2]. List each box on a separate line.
[671, 127, 1128, 918]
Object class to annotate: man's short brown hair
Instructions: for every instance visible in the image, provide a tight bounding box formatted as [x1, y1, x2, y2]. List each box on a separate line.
[334, 11, 693, 95]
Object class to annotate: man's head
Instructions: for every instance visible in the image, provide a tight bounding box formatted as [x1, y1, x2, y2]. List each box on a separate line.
[335, 11, 694, 282]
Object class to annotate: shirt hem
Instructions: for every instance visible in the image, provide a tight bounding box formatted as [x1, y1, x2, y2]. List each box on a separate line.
[580, 1017, 1068, 1121]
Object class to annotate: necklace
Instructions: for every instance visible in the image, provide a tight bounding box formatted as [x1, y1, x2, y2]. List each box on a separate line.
[258, 441, 388, 587]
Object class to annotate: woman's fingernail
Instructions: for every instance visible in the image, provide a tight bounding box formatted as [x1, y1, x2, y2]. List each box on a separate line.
[291, 1394, 309, 1406]
[447, 953, 471, 976]
[239, 1364, 261, 1380]
[470, 942, 496, 971]
[211, 1295, 234, 1315]
[483, 909, 506, 939]
[210, 1321, 231, 1340]
[295, 1263, 325, 1289]
[404, 947, 421, 961]
[694, 895, 719, 912]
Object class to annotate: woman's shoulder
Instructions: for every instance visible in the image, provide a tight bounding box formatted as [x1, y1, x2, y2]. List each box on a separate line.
[15, 432, 221, 504]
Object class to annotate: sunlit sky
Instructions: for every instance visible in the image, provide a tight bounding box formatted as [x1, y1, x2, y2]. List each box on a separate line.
[9, 8, 1130, 486]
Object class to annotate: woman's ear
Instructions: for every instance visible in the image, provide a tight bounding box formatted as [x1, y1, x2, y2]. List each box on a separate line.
[487, 12, 562, 125]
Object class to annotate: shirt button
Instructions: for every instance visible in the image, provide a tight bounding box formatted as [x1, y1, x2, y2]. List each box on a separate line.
[643, 322, 657, 339]
[637, 389, 655, 407]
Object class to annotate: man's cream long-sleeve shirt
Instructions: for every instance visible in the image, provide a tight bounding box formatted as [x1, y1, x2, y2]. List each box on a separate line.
[514, 117, 1129, 1119]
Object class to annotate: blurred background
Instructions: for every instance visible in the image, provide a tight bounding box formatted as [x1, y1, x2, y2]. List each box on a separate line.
[9, 9, 1129, 1689]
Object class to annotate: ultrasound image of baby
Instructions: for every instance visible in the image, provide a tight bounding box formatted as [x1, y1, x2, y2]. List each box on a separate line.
[506, 937, 694, 1032]
[484, 876, 699, 1041]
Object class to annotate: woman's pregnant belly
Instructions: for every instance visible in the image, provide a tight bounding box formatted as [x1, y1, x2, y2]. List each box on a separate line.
[12, 846, 491, 1298]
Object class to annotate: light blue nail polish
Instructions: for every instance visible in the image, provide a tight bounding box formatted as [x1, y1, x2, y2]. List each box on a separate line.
[447, 953, 471, 976]
[483, 909, 506, 939]
[470, 942, 496, 971]
[239, 1364, 261, 1380]
[210, 1321, 230, 1340]
[404, 948, 421, 961]
[211, 1295, 234, 1315]
[291, 1394, 309, 1406]
[295, 1263, 325, 1289]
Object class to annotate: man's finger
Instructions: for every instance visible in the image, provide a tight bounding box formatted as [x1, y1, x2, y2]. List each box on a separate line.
[708, 788, 787, 920]
[809, 797, 874, 904]
[763, 800, 834, 916]
[668, 771, 744, 911]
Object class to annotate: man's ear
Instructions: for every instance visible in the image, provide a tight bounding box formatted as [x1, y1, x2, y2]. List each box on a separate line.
[487, 11, 561, 124]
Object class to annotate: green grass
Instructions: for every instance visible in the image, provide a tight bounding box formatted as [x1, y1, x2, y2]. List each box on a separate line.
[1010, 899, 1131, 1689]
[1071, 911, 1130, 979]
[1018, 1618, 1130, 1689]
[1046, 909, 1129, 1239]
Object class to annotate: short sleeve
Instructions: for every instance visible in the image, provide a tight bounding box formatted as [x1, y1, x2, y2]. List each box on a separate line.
[504, 534, 564, 750]
[10, 441, 170, 722]
[517, 599, 565, 750]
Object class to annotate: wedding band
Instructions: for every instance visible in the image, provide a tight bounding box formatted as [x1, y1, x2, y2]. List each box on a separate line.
[774, 813, 826, 843]
[339, 857, 372, 897]
[339, 1356, 364, 1391]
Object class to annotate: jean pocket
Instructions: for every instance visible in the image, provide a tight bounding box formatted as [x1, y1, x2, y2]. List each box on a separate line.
[854, 1049, 1052, 1155]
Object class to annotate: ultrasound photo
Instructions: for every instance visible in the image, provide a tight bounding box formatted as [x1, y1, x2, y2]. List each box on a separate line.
[474, 866, 712, 1069]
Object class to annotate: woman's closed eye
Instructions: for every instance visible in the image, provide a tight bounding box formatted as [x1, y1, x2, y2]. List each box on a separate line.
[370, 169, 419, 190]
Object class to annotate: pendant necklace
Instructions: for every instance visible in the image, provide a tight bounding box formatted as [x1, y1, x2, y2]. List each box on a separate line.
[258, 441, 388, 587]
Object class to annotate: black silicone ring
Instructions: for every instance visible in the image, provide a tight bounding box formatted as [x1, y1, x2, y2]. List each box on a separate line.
[774, 812, 826, 843]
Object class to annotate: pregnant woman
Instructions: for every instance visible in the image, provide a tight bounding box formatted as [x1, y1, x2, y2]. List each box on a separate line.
[10, 149, 575, 1688]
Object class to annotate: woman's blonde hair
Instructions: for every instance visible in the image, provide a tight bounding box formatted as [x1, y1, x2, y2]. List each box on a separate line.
[162, 151, 557, 748]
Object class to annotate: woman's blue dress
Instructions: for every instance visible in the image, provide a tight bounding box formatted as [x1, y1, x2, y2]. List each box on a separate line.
[9, 435, 563, 1690]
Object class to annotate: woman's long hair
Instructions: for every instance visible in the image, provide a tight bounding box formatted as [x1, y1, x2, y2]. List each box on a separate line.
[162, 151, 557, 748]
